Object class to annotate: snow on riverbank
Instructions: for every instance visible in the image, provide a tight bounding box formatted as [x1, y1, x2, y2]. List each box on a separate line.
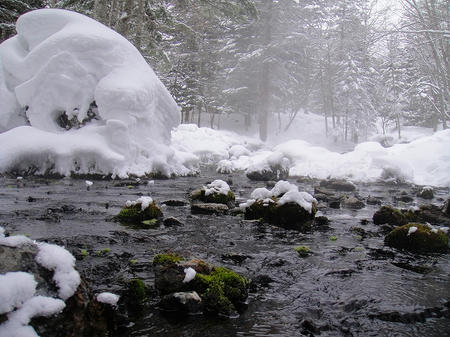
[172, 124, 450, 188]
[0, 9, 195, 177]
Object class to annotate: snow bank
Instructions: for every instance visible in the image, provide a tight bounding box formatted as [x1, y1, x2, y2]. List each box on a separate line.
[0, 9, 196, 177]
[203, 126, 449, 187]
[125, 196, 154, 210]
[0, 226, 80, 336]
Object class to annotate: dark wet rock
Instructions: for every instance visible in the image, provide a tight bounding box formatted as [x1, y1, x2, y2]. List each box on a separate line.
[249, 275, 274, 292]
[116, 201, 163, 226]
[191, 202, 229, 215]
[369, 303, 450, 323]
[159, 291, 203, 314]
[314, 216, 330, 227]
[385, 223, 448, 253]
[221, 253, 251, 264]
[408, 204, 450, 226]
[244, 199, 316, 230]
[373, 205, 408, 226]
[443, 198, 450, 217]
[417, 186, 434, 200]
[163, 217, 184, 227]
[396, 192, 414, 203]
[328, 197, 341, 209]
[391, 262, 433, 274]
[366, 196, 382, 205]
[319, 179, 356, 192]
[27, 196, 36, 202]
[161, 199, 188, 206]
[246, 163, 289, 181]
[342, 196, 365, 209]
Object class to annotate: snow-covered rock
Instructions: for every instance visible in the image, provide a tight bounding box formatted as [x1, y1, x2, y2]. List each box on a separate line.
[0, 9, 194, 177]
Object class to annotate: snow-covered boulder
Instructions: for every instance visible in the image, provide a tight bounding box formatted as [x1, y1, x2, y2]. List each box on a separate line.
[240, 181, 317, 229]
[0, 227, 115, 336]
[0, 9, 193, 177]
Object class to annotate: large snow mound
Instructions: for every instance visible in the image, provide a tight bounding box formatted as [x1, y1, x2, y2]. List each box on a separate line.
[0, 9, 196, 177]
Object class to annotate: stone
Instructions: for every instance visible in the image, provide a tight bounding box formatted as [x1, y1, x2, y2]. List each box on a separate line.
[159, 291, 203, 314]
[116, 202, 163, 226]
[163, 217, 184, 227]
[319, 179, 356, 192]
[366, 196, 382, 205]
[385, 223, 448, 253]
[191, 202, 229, 215]
[342, 197, 365, 209]
[246, 164, 289, 181]
[373, 206, 408, 226]
[417, 187, 434, 200]
[161, 199, 188, 206]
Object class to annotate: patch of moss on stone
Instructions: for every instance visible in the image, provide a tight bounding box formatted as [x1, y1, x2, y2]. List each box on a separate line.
[190, 266, 249, 315]
[373, 205, 408, 226]
[294, 245, 310, 257]
[385, 223, 448, 253]
[127, 278, 147, 303]
[191, 189, 235, 205]
[153, 253, 184, 266]
[116, 202, 162, 225]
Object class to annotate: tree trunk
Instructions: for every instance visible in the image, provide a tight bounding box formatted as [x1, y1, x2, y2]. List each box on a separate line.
[258, 0, 273, 142]
[135, 0, 145, 51]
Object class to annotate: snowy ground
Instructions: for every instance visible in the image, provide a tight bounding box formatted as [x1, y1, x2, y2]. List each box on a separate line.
[0, 9, 448, 188]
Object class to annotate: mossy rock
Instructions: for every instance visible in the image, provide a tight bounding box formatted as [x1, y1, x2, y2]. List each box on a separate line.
[385, 223, 448, 253]
[373, 205, 408, 226]
[244, 199, 316, 230]
[116, 202, 162, 226]
[190, 266, 249, 315]
[153, 253, 184, 266]
[294, 246, 311, 257]
[127, 278, 148, 304]
[190, 188, 235, 205]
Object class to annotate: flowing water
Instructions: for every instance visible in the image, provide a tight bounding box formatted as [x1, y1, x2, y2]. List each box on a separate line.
[0, 168, 449, 337]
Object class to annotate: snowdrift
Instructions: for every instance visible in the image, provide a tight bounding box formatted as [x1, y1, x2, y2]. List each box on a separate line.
[0, 9, 194, 177]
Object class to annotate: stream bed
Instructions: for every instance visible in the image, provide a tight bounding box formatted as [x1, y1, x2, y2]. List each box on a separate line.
[0, 168, 449, 337]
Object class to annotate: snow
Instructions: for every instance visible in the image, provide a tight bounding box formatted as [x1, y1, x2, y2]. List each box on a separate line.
[125, 196, 154, 210]
[242, 181, 316, 214]
[85, 180, 93, 187]
[183, 267, 197, 283]
[204, 180, 230, 196]
[0, 9, 197, 177]
[0, 227, 80, 336]
[35, 243, 80, 300]
[407, 226, 418, 236]
[278, 191, 317, 213]
[0, 272, 37, 315]
[97, 292, 120, 306]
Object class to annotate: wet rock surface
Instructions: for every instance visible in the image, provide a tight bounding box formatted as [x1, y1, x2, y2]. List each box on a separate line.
[0, 171, 449, 336]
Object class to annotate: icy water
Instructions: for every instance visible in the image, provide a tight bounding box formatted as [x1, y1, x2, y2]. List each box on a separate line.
[0, 168, 449, 337]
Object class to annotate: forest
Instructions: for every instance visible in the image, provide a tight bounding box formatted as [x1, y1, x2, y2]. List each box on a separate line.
[1, 0, 448, 143]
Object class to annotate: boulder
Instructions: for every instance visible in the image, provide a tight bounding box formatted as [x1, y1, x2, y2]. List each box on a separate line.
[0, 243, 116, 337]
[191, 203, 229, 215]
[417, 186, 434, 200]
[342, 197, 365, 209]
[116, 198, 163, 226]
[385, 223, 448, 253]
[246, 164, 289, 181]
[319, 179, 356, 192]
[153, 255, 249, 316]
[373, 206, 408, 227]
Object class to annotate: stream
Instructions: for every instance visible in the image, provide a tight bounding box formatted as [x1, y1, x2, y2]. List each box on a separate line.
[0, 168, 449, 337]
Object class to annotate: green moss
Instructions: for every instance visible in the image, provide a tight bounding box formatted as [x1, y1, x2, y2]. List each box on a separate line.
[373, 205, 408, 226]
[191, 188, 235, 205]
[191, 266, 249, 315]
[127, 278, 147, 303]
[96, 247, 110, 256]
[330, 236, 338, 241]
[294, 245, 311, 257]
[153, 253, 184, 266]
[385, 223, 448, 253]
[129, 259, 138, 265]
[80, 249, 88, 258]
[116, 202, 163, 225]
